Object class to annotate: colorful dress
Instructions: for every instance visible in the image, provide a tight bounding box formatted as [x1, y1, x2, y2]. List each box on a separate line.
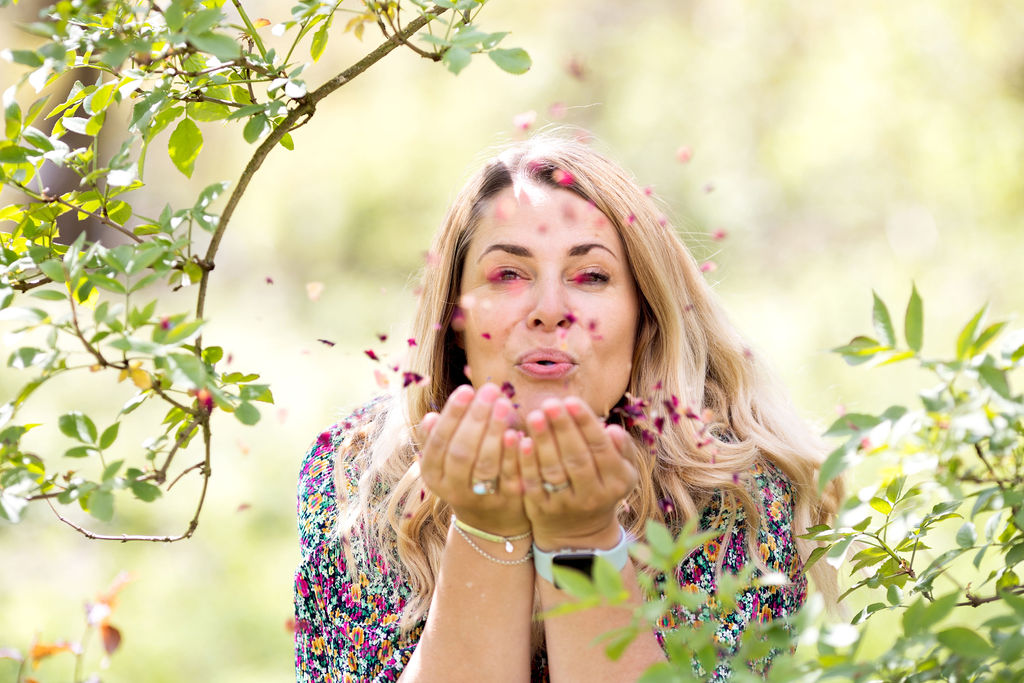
[294, 402, 806, 682]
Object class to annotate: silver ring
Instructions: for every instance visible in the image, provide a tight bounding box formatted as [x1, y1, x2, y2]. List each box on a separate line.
[542, 479, 571, 494]
[471, 478, 498, 495]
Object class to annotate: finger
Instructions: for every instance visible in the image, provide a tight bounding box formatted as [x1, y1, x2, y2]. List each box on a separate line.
[517, 436, 544, 498]
[542, 398, 597, 485]
[499, 429, 523, 495]
[444, 382, 502, 489]
[419, 385, 474, 484]
[565, 397, 626, 483]
[416, 412, 440, 445]
[526, 405, 569, 491]
[472, 396, 512, 486]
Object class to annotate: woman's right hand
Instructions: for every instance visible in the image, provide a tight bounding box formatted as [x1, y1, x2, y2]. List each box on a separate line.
[416, 383, 529, 536]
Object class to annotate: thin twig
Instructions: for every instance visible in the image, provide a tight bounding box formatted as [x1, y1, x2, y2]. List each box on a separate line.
[19, 184, 143, 244]
[10, 276, 52, 292]
[974, 443, 1007, 492]
[153, 420, 199, 484]
[957, 585, 1024, 607]
[194, 6, 446, 326]
[381, 8, 440, 61]
[167, 460, 205, 491]
[67, 282, 109, 368]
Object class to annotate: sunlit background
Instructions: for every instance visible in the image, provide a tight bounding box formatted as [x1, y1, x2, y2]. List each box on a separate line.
[2, 0, 1024, 680]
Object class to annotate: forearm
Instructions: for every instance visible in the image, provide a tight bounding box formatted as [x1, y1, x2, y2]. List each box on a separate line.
[537, 528, 666, 682]
[400, 523, 535, 683]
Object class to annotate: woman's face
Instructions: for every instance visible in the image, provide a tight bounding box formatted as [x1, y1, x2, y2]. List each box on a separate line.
[456, 182, 640, 422]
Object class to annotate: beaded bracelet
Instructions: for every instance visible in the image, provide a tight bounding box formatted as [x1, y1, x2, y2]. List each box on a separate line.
[453, 524, 533, 566]
[451, 514, 531, 554]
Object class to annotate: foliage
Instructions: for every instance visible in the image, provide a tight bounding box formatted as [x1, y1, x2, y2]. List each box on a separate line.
[802, 288, 1024, 681]
[554, 288, 1023, 680]
[0, 0, 526, 538]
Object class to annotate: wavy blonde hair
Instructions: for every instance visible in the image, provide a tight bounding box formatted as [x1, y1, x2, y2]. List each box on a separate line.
[336, 132, 842, 629]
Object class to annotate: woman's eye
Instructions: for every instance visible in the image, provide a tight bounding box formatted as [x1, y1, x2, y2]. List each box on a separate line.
[487, 269, 522, 283]
[572, 270, 610, 285]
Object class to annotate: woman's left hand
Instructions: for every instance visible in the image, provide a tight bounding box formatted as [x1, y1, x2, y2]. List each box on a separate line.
[518, 396, 638, 550]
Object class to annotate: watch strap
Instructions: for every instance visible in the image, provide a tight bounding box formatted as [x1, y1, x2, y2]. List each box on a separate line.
[533, 526, 631, 584]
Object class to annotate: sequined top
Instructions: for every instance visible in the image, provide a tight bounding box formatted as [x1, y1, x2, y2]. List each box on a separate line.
[294, 401, 807, 682]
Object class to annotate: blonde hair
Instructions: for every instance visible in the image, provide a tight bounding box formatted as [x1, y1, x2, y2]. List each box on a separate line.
[336, 132, 842, 629]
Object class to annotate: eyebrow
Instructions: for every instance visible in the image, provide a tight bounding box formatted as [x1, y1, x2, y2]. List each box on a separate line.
[477, 242, 616, 261]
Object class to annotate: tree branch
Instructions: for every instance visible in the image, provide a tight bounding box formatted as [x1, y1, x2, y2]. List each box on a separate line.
[194, 6, 447, 323]
[18, 183, 143, 244]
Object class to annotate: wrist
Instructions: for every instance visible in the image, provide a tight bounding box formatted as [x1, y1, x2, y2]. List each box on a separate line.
[533, 520, 623, 553]
[533, 525, 632, 586]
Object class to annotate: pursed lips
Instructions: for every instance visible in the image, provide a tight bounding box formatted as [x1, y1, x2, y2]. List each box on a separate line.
[515, 349, 577, 379]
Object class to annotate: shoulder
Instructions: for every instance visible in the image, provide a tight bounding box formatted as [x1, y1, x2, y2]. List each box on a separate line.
[297, 396, 390, 555]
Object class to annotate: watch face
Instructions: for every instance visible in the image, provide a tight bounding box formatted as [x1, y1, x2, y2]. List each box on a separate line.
[552, 552, 595, 587]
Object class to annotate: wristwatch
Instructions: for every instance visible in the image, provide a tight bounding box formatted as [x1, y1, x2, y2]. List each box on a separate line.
[533, 526, 631, 586]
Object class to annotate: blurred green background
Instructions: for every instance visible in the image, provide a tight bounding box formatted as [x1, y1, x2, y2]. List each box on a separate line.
[2, 0, 1023, 680]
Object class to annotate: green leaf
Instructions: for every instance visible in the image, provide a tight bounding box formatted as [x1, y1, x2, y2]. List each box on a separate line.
[87, 490, 114, 522]
[488, 47, 531, 74]
[99, 422, 120, 449]
[234, 401, 260, 425]
[956, 305, 987, 360]
[130, 480, 161, 502]
[872, 291, 896, 347]
[189, 32, 241, 60]
[971, 321, 1007, 356]
[64, 445, 100, 458]
[442, 46, 472, 75]
[243, 114, 269, 143]
[818, 441, 857, 491]
[551, 565, 596, 598]
[592, 556, 625, 599]
[955, 521, 977, 548]
[168, 118, 203, 178]
[978, 358, 1011, 399]
[936, 627, 994, 659]
[183, 8, 224, 36]
[869, 497, 892, 515]
[311, 23, 329, 62]
[38, 259, 65, 282]
[831, 336, 888, 365]
[58, 411, 98, 443]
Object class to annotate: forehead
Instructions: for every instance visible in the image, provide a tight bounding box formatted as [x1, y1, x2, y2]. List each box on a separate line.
[470, 184, 624, 254]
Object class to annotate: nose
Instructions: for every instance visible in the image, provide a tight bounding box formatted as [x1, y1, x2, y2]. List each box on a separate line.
[528, 277, 571, 330]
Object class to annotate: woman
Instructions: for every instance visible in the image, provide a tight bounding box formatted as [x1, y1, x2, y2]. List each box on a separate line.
[294, 134, 840, 682]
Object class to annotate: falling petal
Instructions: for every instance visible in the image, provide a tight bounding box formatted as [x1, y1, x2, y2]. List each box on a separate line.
[565, 311, 578, 324]
[676, 146, 692, 163]
[265, 276, 274, 285]
[481, 332, 491, 340]
[703, 183, 715, 193]
[306, 282, 325, 301]
[549, 102, 567, 119]
[407, 337, 417, 347]
[374, 369, 390, 389]
[551, 168, 574, 186]
[501, 381, 515, 398]
[700, 261, 717, 273]
[237, 502, 252, 512]
[711, 228, 727, 241]
[317, 339, 336, 347]
[364, 349, 380, 361]
[627, 214, 636, 224]
[254, 17, 271, 28]
[513, 110, 537, 131]
[643, 186, 653, 196]
[377, 333, 388, 342]
[402, 371, 424, 387]
[566, 56, 585, 79]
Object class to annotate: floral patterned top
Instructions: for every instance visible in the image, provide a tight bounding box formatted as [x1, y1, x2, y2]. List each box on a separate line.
[294, 401, 807, 682]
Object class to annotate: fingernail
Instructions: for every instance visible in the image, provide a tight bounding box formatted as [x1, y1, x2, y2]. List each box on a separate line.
[565, 398, 582, 417]
[453, 385, 474, 405]
[543, 401, 562, 419]
[478, 383, 499, 404]
[493, 399, 510, 420]
[528, 411, 546, 432]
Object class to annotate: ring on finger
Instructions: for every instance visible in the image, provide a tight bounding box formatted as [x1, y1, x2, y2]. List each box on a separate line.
[541, 479, 571, 494]
[471, 477, 498, 495]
